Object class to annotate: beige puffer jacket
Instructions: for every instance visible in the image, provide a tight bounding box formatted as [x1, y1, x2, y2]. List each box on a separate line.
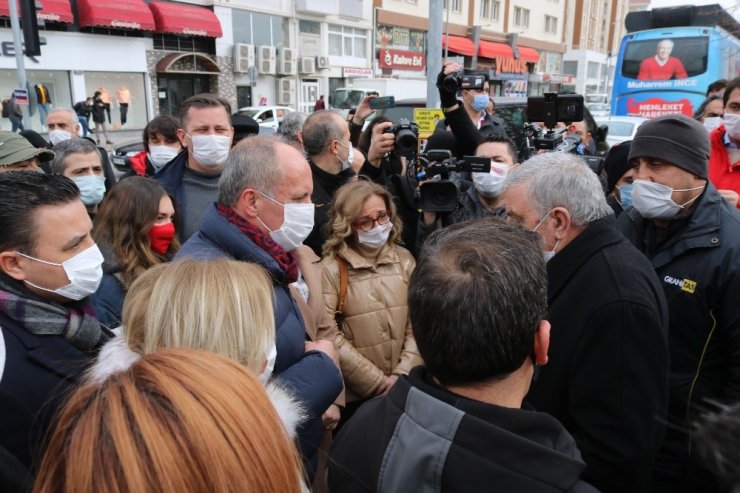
[319, 243, 421, 402]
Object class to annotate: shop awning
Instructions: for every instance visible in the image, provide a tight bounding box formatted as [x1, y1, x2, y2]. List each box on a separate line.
[76, 0, 155, 31]
[478, 40, 513, 59]
[149, 2, 222, 38]
[442, 35, 476, 56]
[518, 46, 540, 64]
[0, 0, 74, 23]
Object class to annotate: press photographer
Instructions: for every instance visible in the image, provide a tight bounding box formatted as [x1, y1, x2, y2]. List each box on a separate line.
[435, 62, 508, 157]
[415, 133, 518, 252]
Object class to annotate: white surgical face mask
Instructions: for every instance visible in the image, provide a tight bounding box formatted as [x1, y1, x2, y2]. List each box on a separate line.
[703, 116, 722, 133]
[357, 222, 393, 249]
[148, 145, 180, 172]
[48, 129, 72, 146]
[631, 179, 704, 219]
[73, 175, 106, 206]
[258, 342, 278, 383]
[532, 211, 560, 263]
[17, 244, 104, 301]
[256, 191, 315, 252]
[472, 162, 509, 198]
[188, 134, 231, 167]
[336, 140, 354, 171]
[723, 113, 740, 140]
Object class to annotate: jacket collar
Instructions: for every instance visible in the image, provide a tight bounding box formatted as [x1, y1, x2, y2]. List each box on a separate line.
[308, 158, 354, 197]
[338, 243, 400, 271]
[547, 215, 622, 303]
[623, 183, 724, 269]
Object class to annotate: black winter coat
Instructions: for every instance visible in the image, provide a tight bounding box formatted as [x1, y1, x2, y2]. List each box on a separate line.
[618, 183, 740, 490]
[526, 214, 669, 493]
[434, 103, 508, 157]
[330, 367, 598, 493]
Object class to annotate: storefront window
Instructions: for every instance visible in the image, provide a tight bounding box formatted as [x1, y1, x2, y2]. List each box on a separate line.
[84, 72, 147, 129]
[0, 70, 71, 132]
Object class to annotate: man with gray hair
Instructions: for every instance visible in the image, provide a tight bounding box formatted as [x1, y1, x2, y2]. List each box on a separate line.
[46, 107, 81, 146]
[50, 139, 107, 214]
[278, 111, 308, 152]
[176, 135, 343, 479]
[504, 152, 669, 493]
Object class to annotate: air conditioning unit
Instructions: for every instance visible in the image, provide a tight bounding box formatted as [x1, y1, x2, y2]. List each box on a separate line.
[277, 47, 296, 75]
[257, 45, 276, 75]
[233, 43, 255, 73]
[277, 78, 296, 106]
[316, 55, 330, 70]
[299, 56, 315, 74]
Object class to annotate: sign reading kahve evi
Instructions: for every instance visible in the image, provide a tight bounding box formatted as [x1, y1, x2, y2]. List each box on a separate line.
[378, 49, 426, 71]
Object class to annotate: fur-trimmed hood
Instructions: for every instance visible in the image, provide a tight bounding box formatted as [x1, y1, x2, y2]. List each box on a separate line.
[89, 335, 307, 438]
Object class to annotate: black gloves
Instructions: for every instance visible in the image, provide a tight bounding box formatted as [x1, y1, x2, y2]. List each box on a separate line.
[436, 69, 458, 109]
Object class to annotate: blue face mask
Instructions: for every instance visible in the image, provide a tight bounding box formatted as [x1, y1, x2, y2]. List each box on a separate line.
[617, 183, 633, 209]
[471, 94, 489, 113]
[73, 175, 106, 206]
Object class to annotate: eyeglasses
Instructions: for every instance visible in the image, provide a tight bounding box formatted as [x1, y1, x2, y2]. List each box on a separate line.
[353, 211, 392, 232]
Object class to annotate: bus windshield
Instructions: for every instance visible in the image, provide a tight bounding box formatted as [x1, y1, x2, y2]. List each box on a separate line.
[621, 36, 708, 80]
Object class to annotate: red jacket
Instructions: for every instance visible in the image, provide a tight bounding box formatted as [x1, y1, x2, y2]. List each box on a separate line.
[129, 150, 148, 176]
[709, 125, 740, 208]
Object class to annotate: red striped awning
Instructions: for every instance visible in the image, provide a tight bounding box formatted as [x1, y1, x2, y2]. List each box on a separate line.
[442, 35, 476, 56]
[149, 2, 222, 38]
[0, 0, 74, 23]
[518, 46, 540, 64]
[478, 40, 513, 59]
[76, 0, 155, 31]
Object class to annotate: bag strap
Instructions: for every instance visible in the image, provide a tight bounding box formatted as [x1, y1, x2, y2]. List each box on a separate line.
[335, 256, 348, 316]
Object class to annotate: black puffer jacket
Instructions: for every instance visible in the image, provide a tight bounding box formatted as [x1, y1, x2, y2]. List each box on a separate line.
[618, 183, 740, 487]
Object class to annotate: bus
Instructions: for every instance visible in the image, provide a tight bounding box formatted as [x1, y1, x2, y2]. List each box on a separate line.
[611, 5, 740, 118]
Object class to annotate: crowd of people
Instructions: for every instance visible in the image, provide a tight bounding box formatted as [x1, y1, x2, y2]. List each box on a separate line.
[0, 69, 739, 493]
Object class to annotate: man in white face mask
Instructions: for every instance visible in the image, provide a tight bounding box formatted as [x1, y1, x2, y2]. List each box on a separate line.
[175, 136, 343, 479]
[0, 172, 110, 471]
[504, 152, 670, 493]
[618, 113, 740, 492]
[46, 107, 81, 145]
[708, 76, 740, 208]
[154, 93, 234, 241]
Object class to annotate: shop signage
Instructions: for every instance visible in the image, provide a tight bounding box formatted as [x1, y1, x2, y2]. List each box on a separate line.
[378, 49, 425, 71]
[0, 38, 47, 62]
[493, 57, 528, 75]
[343, 67, 373, 78]
[111, 20, 141, 29]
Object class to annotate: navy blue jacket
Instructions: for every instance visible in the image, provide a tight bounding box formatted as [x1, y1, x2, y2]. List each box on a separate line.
[0, 311, 104, 471]
[154, 150, 195, 239]
[175, 204, 344, 474]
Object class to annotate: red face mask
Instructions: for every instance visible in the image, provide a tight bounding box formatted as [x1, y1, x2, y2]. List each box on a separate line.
[148, 222, 176, 255]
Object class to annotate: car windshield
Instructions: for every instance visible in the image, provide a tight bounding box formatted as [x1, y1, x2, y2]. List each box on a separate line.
[331, 90, 366, 109]
[240, 109, 262, 118]
[589, 103, 609, 111]
[599, 121, 634, 137]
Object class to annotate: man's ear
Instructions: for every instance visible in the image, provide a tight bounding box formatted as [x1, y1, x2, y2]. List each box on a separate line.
[551, 207, 571, 241]
[0, 251, 27, 281]
[235, 188, 260, 219]
[177, 128, 188, 148]
[533, 320, 551, 366]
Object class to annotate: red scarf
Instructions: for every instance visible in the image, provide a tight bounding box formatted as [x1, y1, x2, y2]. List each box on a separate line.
[216, 204, 299, 284]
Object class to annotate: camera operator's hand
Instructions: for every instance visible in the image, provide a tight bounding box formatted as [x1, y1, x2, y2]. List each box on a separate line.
[437, 62, 463, 110]
[368, 121, 395, 167]
[352, 95, 377, 126]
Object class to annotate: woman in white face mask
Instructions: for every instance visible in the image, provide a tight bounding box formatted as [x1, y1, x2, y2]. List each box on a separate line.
[319, 180, 422, 430]
[127, 115, 183, 177]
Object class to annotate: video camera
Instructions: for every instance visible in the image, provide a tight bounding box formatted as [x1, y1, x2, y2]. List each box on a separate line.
[441, 70, 487, 92]
[416, 150, 490, 213]
[384, 118, 420, 158]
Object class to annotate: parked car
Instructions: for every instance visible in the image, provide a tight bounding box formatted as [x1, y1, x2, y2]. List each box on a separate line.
[587, 103, 610, 117]
[110, 139, 144, 172]
[235, 105, 294, 134]
[594, 116, 649, 147]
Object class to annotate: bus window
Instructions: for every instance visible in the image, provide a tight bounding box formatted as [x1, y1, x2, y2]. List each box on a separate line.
[621, 37, 708, 80]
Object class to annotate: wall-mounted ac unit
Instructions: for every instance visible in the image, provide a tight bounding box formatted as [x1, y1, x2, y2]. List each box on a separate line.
[277, 78, 296, 105]
[299, 57, 315, 74]
[316, 55, 330, 70]
[257, 45, 276, 75]
[277, 47, 296, 75]
[233, 43, 255, 73]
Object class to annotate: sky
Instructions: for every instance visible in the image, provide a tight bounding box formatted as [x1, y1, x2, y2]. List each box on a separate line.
[649, 0, 740, 21]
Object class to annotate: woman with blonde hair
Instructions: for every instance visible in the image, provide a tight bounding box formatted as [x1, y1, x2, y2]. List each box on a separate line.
[320, 179, 421, 428]
[34, 348, 306, 493]
[91, 176, 180, 328]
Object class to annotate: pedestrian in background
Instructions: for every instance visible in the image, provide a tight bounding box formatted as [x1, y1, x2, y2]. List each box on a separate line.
[91, 91, 113, 146]
[7, 95, 24, 133]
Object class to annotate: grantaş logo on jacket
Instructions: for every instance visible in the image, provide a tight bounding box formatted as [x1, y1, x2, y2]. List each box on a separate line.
[664, 275, 697, 294]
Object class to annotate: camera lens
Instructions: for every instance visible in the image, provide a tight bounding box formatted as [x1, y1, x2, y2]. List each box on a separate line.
[395, 129, 418, 156]
[442, 74, 460, 93]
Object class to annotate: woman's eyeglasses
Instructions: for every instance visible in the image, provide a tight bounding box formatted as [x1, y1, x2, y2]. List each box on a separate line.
[353, 211, 392, 232]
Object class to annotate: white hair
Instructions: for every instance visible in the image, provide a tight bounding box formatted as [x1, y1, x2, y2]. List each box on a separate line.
[504, 152, 612, 227]
[48, 107, 78, 125]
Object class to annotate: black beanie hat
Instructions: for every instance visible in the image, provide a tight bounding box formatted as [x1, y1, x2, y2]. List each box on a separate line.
[628, 114, 709, 179]
[604, 140, 632, 193]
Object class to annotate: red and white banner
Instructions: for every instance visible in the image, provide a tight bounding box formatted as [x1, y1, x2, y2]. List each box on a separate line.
[378, 49, 426, 71]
